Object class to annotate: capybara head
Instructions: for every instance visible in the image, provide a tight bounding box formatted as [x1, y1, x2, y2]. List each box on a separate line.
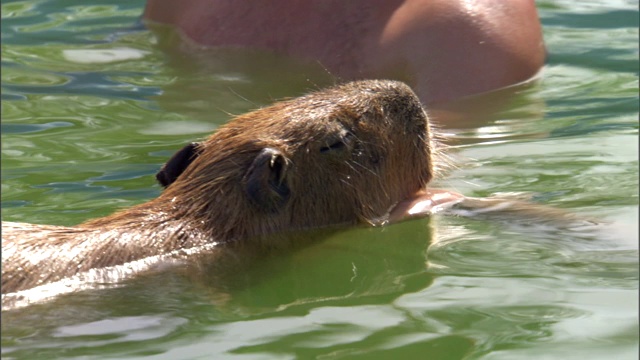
[156, 80, 434, 244]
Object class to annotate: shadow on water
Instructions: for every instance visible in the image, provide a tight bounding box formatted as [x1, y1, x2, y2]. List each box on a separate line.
[1, 218, 437, 355]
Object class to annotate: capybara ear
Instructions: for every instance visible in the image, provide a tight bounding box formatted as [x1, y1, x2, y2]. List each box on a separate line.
[156, 142, 202, 188]
[243, 148, 291, 213]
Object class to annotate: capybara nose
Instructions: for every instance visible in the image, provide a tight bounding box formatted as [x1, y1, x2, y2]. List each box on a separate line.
[357, 80, 429, 134]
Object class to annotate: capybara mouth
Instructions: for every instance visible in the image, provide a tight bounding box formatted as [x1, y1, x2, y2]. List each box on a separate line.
[386, 190, 465, 224]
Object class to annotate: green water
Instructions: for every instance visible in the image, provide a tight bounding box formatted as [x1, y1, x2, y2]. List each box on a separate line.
[1, 0, 638, 359]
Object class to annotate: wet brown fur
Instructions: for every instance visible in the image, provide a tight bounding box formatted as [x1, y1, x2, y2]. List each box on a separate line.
[1, 80, 435, 295]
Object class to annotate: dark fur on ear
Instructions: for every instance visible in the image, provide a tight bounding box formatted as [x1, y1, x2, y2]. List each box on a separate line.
[243, 148, 291, 213]
[156, 142, 203, 188]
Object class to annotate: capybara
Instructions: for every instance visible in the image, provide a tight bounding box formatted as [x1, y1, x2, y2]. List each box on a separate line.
[2, 80, 452, 301]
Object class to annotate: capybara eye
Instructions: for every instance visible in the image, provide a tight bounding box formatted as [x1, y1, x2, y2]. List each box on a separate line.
[320, 130, 353, 154]
[320, 140, 346, 153]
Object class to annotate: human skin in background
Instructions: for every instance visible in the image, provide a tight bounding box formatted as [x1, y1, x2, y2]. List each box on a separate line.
[143, 0, 545, 104]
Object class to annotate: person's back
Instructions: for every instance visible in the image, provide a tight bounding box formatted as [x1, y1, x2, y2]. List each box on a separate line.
[143, 0, 545, 104]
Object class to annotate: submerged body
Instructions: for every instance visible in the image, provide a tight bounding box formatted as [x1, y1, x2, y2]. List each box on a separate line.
[2, 80, 459, 303]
